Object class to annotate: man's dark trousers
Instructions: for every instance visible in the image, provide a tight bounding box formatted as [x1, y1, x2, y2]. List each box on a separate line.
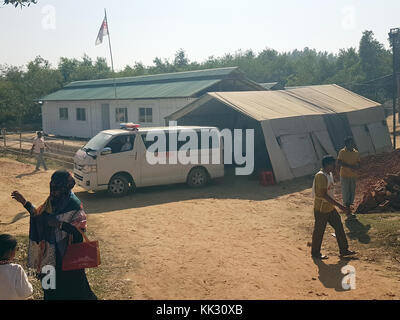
[311, 209, 349, 256]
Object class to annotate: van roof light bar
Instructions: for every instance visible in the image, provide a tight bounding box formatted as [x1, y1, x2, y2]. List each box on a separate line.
[120, 123, 140, 131]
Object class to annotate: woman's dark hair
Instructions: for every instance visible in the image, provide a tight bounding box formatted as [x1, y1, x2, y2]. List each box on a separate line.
[51, 170, 75, 190]
[322, 155, 336, 168]
[0, 234, 17, 260]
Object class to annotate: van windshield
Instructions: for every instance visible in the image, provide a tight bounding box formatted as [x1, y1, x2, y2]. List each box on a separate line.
[83, 132, 113, 152]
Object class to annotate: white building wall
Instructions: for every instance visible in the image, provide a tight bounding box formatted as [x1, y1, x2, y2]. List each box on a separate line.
[42, 97, 196, 138]
[42, 101, 96, 138]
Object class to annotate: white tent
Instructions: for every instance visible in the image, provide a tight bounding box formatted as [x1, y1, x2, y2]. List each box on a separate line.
[166, 84, 392, 182]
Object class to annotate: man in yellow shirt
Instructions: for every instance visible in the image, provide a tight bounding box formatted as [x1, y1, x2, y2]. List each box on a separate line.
[311, 155, 356, 259]
[337, 137, 360, 218]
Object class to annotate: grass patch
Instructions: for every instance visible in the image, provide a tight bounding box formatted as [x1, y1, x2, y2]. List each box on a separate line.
[302, 211, 400, 271]
[355, 213, 400, 257]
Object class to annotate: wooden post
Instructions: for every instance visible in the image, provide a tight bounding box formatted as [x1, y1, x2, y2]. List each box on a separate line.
[392, 32, 397, 150]
[397, 74, 400, 135]
[390, 27, 400, 149]
[19, 132, 22, 155]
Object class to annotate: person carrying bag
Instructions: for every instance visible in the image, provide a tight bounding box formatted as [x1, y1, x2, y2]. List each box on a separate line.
[12, 170, 98, 300]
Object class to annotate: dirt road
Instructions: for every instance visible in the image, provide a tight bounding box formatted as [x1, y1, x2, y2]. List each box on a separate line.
[1, 158, 399, 299]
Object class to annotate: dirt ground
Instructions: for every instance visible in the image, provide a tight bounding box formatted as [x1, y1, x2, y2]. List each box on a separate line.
[1, 158, 400, 300]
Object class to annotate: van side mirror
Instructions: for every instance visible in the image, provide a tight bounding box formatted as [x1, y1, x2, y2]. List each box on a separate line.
[101, 147, 112, 155]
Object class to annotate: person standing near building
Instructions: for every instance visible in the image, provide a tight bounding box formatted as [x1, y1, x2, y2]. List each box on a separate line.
[337, 136, 360, 219]
[311, 155, 356, 260]
[30, 131, 50, 171]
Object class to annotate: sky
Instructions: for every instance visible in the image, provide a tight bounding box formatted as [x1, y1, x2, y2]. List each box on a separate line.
[1, 0, 400, 71]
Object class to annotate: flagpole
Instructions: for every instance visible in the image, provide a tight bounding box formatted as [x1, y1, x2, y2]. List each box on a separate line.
[104, 8, 117, 98]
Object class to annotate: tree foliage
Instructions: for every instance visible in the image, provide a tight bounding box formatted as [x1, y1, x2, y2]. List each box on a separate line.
[3, 0, 37, 7]
[0, 30, 394, 129]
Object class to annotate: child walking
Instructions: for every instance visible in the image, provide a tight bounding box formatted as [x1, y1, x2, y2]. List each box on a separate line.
[0, 234, 33, 300]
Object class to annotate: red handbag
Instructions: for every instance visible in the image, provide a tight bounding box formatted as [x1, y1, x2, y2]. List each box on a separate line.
[62, 229, 101, 271]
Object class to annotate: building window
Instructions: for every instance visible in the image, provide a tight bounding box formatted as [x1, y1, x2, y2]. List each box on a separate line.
[59, 108, 68, 120]
[115, 108, 128, 123]
[76, 108, 86, 121]
[139, 108, 152, 123]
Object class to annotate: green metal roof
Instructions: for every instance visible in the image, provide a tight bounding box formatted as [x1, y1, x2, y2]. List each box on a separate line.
[41, 67, 259, 101]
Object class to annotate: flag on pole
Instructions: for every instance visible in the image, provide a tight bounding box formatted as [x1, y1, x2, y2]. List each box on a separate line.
[95, 15, 108, 45]
[95, 9, 117, 98]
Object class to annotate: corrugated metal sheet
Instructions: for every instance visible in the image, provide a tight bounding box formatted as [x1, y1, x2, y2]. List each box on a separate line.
[66, 67, 240, 88]
[41, 67, 257, 101]
[167, 85, 381, 121]
[41, 79, 221, 101]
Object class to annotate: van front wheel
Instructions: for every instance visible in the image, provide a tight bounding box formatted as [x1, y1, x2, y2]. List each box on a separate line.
[187, 167, 208, 188]
[108, 174, 129, 197]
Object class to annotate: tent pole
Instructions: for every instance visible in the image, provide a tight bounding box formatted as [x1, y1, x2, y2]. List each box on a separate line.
[389, 28, 399, 150]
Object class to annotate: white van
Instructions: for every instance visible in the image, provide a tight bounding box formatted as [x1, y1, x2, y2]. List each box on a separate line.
[73, 126, 224, 196]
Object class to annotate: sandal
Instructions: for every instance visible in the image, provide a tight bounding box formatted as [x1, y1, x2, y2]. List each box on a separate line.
[312, 254, 329, 260]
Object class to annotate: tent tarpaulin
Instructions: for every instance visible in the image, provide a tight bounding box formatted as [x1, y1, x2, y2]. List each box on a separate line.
[323, 113, 353, 152]
[351, 125, 376, 156]
[367, 121, 393, 153]
[166, 84, 393, 182]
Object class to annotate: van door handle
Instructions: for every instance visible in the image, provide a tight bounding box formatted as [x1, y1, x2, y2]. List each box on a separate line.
[129, 152, 137, 160]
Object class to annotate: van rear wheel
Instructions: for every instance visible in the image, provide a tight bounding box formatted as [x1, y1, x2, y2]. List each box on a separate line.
[108, 174, 130, 197]
[187, 167, 208, 188]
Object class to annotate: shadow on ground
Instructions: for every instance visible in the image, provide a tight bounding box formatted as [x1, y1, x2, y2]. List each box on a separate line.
[0, 212, 29, 225]
[75, 174, 314, 214]
[15, 170, 42, 179]
[345, 218, 371, 244]
[312, 257, 358, 291]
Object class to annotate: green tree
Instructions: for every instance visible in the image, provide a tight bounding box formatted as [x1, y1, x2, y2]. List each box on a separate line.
[3, 0, 36, 7]
[58, 55, 112, 82]
[174, 49, 189, 69]
[58, 57, 79, 82]
[0, 57, 62, 128]
[118, 62, 147, 77]
[22, 56, 63, 124]
[359, 30, 392, 81]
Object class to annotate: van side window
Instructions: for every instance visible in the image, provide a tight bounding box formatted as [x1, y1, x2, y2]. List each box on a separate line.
[141, 130, 220, 151]
[105, 135, 135, 154]
[177, 133, 190, 150]
[142, 132, 169, 152]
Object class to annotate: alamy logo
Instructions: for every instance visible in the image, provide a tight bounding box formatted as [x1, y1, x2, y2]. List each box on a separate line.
[41, 265, 56, 289]
[144, 121, 255, 175]
[27, 265, 56, 289]
[41, 5, 56, 30]
[341, 265, 356, 290]
[341, 5, 356, 30]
